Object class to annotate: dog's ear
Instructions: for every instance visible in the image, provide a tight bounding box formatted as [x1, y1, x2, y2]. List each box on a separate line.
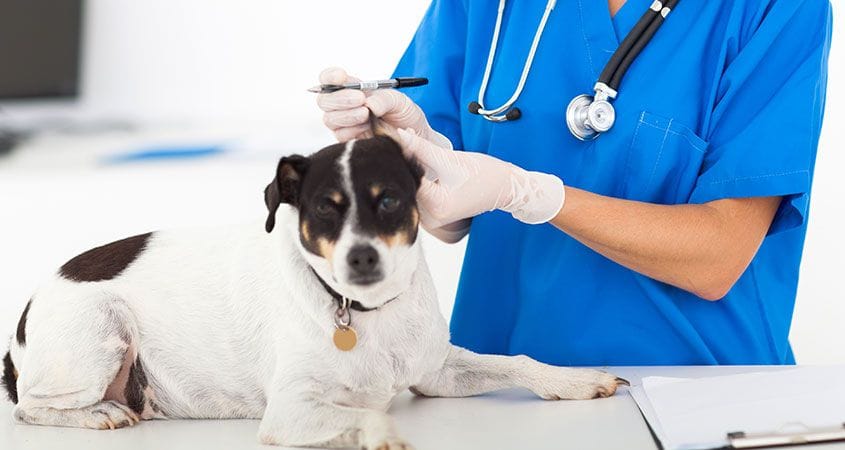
[369, 119, 425, 190]
[405, 156, 425, 190]
[370, 114, 400, 142]
[264, 154, 310, 233]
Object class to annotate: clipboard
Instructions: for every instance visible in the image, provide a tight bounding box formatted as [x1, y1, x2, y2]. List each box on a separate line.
[726, 424, 845, 449]
[627, 367, 845, 450]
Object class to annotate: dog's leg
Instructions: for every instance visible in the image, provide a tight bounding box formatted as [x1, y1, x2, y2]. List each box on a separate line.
[12, 294, 141, 429]
[411, 346, 628, 400]
[14, 401, 140, 429]
[258, 386, 410, 449]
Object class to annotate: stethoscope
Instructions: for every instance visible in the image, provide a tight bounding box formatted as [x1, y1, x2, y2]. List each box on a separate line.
[468, 0, 680, 141]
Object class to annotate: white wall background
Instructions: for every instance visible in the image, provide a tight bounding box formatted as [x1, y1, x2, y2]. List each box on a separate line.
[1, 0, 842, 363]
[79, 0, 432, 125]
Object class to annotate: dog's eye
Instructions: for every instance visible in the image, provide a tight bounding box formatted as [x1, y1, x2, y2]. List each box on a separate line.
[315, 200, 337, 218]
[378, 195, 400, 213]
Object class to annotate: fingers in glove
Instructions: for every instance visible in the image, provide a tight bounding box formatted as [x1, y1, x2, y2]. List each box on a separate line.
[423, 218, 472, 244]
[366, 90, 423, 128]
[323, 106, 370, 130]
[365, 89, 404, 117]
[416, 176, 453, 228]
[319, 67, 360, 85]
[334, 124, 373, 142]
[317, 89, 367, 112]
[396, 128, 452, 175]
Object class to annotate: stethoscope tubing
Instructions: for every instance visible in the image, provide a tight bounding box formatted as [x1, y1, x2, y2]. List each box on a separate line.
[473, 0, 557, 120]
[601, 0, 680, 91]
[470, 0, 680, 130]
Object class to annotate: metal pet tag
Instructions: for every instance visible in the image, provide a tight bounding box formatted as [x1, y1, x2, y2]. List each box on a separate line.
[333, 326, 357, 351]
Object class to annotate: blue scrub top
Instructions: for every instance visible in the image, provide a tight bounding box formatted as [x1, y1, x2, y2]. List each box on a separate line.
[394, 0, 832, 365]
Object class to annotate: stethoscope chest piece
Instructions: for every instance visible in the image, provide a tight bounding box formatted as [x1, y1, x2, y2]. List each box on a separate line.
[565, 94, 611, 141]
[471, 0, 679, 138]
[565, 85, 618, 141]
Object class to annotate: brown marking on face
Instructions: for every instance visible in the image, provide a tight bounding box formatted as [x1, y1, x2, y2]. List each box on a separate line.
[300, 221, 311, 242]
[329, 190, 343, 204]
[317, 237, 336, 263]
[411, 208, 419, 228]
[379, 230, 410, 248]
[59, 233, 153, 282]
[369, 184, 383, 198]
[378, 207, 419, 248]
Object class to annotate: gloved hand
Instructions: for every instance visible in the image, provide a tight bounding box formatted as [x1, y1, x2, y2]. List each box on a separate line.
[397, 128, 566, 228]
[316, 67, 451, 147]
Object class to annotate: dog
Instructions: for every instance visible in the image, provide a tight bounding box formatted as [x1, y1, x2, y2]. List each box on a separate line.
[2, 133, 627, 449]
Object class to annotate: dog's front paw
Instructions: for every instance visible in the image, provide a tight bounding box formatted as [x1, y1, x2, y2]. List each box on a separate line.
[530, 365, 629, 400]
[363, 436, 415, 450]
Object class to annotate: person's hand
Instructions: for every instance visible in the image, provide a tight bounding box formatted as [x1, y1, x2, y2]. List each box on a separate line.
[397, 128, 565, 228]
[316, 67, 450, 147]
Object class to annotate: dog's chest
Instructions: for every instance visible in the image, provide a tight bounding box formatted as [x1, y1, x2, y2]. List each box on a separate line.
[322, 303, 449, 409]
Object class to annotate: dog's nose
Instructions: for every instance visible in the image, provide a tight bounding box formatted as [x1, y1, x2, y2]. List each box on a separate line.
[347, 245, 380, 278]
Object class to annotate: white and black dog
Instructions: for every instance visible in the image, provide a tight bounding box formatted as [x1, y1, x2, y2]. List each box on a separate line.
[2, 133, 626, 448]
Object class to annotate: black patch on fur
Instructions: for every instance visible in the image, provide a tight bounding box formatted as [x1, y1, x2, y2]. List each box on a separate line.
[349, 136, 423, 244]
[296, 143, 349, 255]
[2, 351, 17, 404]
[124, 356, 149, 415]
[16, 299, 31, 346]
[264, 154, 312, 232]
[59, 233, 152, 282]
[265, 136, 423, 255]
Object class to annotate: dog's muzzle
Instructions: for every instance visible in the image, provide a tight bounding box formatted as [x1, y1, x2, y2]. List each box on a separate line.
[346, 245, 383, 285]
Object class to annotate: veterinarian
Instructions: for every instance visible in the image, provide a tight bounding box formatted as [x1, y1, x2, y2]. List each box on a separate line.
[316, 0, 832, 365]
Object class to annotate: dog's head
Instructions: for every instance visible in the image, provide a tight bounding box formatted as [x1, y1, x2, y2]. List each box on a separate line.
[264, 135, 424, 305]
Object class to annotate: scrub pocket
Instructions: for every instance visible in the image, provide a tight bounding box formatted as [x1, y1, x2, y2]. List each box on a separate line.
[622, 111, 709, 204]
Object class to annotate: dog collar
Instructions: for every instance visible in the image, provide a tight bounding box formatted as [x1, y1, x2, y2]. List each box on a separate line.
[311, 269, 398, 352]
[310, 269, 395, 312]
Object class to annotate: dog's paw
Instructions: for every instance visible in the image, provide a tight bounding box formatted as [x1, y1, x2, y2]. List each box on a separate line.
[363, 437, 415, 450]
[530, 366, 629, 400]
[88, 401, 141, 429]
[13, 401, 140, 430]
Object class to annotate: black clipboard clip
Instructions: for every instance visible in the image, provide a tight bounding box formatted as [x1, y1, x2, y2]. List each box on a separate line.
[727, 423, 845, 449]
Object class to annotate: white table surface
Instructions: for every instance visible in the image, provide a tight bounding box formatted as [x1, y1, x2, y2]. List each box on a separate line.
[1, 366, 842, 450]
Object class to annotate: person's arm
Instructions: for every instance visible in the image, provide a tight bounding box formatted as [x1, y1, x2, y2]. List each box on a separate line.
[551, 187, 781, 300]
[397, 129, 782, 302]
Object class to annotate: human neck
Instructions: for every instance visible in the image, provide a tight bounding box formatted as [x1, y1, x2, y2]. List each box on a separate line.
[609, 0, 627, 17]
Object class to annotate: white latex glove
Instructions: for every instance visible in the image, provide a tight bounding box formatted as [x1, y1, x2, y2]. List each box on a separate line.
[316, 67, 451, 148]
[397, 128, 566, 228]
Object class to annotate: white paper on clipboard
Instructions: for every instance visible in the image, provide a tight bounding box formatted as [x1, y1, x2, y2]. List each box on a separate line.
[629, 366, 845, 450]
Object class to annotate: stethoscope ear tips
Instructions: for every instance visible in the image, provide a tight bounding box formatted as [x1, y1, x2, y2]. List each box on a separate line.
[468, 101, 522, 122]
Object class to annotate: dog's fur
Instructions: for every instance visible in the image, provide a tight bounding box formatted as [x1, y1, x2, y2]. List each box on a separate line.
[2, 134, 625, 449]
